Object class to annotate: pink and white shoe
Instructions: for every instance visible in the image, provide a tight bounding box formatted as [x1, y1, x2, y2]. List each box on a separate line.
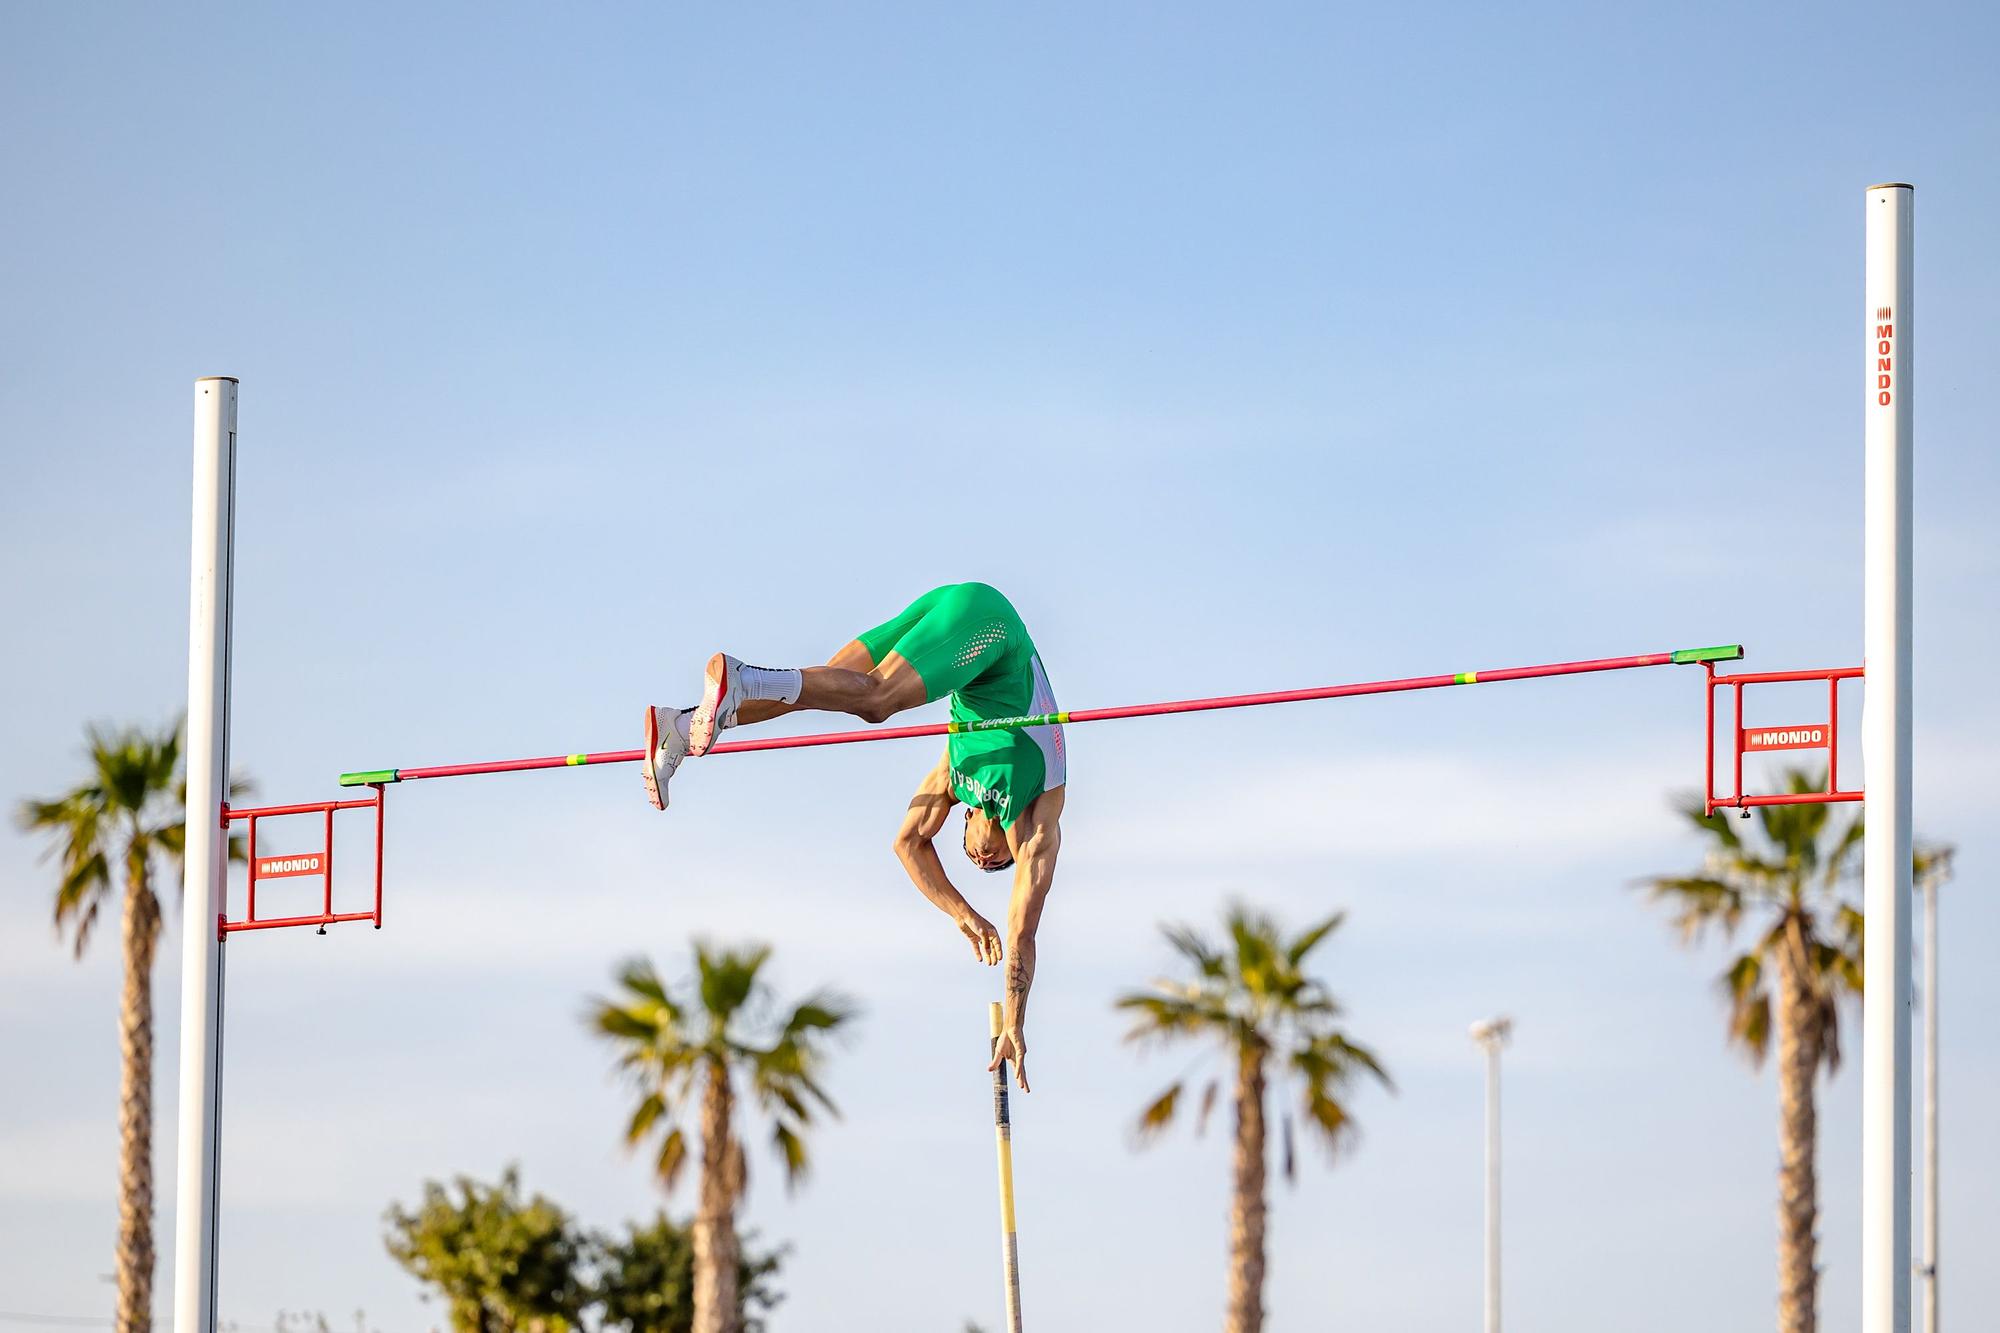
[641, 705, 692, 810]
[687, 652, 748, 757]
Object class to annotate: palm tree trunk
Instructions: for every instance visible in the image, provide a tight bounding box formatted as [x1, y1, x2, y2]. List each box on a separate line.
[1226, 1044, 1269, 1333]
[117, 877, 160, 1333]
[1774, 927, 1821, 1333]
[693, 1061, 742, 1333]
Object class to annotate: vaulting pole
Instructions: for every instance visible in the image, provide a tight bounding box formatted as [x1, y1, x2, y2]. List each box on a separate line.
[1861, 182, 1914, 1333]
[340, 645, 1743, 786]
[174, 377, 237, 1333]
[989, 1002, 1024, 1333]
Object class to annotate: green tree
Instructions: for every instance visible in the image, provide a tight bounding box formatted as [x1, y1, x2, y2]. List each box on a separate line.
[1116, 905, 1390, 1333]
[16, 721, 245, 1333]
[594, 1213, 784, 1333]
[1638, 769, 1947, 1333]
[588, 945, 856, 1333]
[383, 1167, 590, 1333]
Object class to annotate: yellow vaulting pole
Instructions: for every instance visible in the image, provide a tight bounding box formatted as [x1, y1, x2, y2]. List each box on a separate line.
[989, 1002, 1024, 1332]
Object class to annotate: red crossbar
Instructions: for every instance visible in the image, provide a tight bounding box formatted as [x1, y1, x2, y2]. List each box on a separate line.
[368, 648, 1712, 785]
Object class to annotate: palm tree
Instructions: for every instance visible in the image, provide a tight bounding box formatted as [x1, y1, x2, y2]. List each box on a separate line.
[588, 946, 856, 1333]
[16, 721, 244, 1333]
[1638, 768, 1873, 1333]
[1116, 905, 1390, 1333]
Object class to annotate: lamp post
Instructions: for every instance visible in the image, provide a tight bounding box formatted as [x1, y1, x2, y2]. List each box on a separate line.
[1469, 1017, 1512, 1333]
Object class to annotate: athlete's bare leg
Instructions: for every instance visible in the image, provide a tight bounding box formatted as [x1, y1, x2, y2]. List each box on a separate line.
[733, 640, 867, 726]
[731, 641, 928, 727]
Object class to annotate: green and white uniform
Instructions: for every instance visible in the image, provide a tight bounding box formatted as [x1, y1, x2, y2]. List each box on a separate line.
[857, 583, 1065, 828]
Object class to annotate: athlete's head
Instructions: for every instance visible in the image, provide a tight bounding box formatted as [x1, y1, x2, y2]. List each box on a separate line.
[963, 808, 1014, 873]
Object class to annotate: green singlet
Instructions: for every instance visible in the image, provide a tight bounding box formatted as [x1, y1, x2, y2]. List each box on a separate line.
[855, 583, 1066, 828]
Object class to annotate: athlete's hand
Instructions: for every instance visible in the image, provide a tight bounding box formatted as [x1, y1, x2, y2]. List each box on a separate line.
[989, 1026, 1030, 1093]
[958, 911, 1004, 965]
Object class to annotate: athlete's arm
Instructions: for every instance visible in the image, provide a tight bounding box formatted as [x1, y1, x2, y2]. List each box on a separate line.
[989, 785, 1063, 1094]
[892, 752, 1004, 965]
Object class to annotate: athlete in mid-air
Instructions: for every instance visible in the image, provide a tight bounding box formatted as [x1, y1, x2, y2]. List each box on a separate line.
[642, 582, 1063, 1091]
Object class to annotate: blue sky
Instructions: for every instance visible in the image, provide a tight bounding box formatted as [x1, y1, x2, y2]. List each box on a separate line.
[3, 4, 1996, 1331]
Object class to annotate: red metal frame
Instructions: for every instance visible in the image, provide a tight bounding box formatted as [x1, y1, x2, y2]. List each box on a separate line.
[220, 785, 385, 937]
[1704, 664, 1864, 815]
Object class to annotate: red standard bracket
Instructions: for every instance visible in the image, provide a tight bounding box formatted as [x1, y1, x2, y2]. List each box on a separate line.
[1704, 664, 1864, 816]
[219, 785, 386, 938]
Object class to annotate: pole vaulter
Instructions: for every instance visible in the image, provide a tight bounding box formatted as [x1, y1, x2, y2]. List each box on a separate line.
[339, 593, 1739, 1105]
[341, 587, 1742, 1082]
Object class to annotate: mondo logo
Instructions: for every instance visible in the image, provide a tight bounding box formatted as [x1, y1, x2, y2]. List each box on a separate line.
[254, 851, 327, 879]
[1742, 725, 1831, 753]
[1875, 305, 1895, 406]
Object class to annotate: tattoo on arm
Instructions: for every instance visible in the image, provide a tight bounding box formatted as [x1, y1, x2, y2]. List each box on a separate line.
[1003, 936, 1036, 1035]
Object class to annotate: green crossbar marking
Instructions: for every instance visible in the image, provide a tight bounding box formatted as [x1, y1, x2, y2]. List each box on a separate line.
[956, 711, 1064, 734]
[1454, 671, 1478, 685]
[566, 754, 588, 766]
[1672, 644, 1746, 665]
[339, 769, 398, 787]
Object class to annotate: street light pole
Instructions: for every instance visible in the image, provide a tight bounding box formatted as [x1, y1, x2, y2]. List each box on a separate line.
[1470, 1017, 1512, 1333]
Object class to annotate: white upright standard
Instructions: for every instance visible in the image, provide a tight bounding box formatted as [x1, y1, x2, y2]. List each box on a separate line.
[1861, 183, 1914, 1333]
[173, 377, 237, 1333]
[1469, 1017, 1511, 1333]
[1919, 848, 1949, 1333]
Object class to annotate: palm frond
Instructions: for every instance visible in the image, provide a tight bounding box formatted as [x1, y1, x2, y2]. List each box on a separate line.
[1914, 842, 1955, 890]
[615, 957, 674, 1009]
[62, 898, 103, 959]
[1290, 1032, 1395, 1102]
[781, 998, 855, 1037]
[1284, 912, 1347, 968]
[1673, 792, 1743, 850]
[1718, 950, 1772, 1065]
[54, 849, 113, 955]
[625, 1092, 668, 1146]
[654, 1127, 688, 1191]
[696, 942, 772, 1025]
[762, 1083, 810, 1124]
[794, 1073, 840, 1117]
[1226, 906, 1282, 994]
[1300, 1086, 1359, 1157]
[1133, 1082, 1184, 1145]
[1815, 992, 1845, 1074]
[1114, 989, 1233, 1045]
[771, 1122, 810, 1190]
[1314, 1033, 1394, 1092]
[1159, 923, 1225, 979]
[1638, 874, 1745, 944]
[1820, 811, 1867, 891]
[1825, 906, 1865, 996]
[1194, 1078, 1220, 1136]
[590, 1003, 660, 1043]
